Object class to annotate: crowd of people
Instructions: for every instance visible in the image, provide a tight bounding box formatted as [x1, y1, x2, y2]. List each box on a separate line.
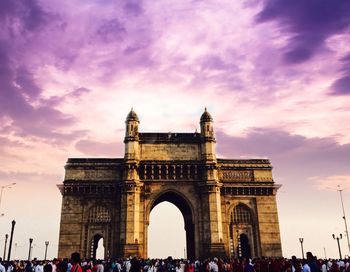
[0, 252, 349, 272]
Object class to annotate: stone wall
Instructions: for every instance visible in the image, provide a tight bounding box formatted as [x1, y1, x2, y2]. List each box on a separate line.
[140, 143, 201, 160]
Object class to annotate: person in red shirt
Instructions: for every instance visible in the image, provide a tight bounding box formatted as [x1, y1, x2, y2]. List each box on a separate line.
[71, 253, 83, 272]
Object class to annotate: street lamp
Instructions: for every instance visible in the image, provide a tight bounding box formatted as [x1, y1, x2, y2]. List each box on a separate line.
[28, 238, 33, 261]
[328, 185, 350, 256]
[333, 233, 343, 259]
[0, 183, 16, 216]
[44, 241, 49, 260]
[299, 238, 305, 259]
[7, 220, 16, 261]
[3, 234, 8, 259]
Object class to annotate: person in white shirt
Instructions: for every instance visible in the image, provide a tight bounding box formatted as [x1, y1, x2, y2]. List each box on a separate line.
[321, 261, 327, 272]
[208, 259, 218, 272]
[0, 258, 6, 272]
[35, 262, 44, 272]
[6, 262, 13, 272]
[125, 259, 131, 272]
[302, 261, 311, 272]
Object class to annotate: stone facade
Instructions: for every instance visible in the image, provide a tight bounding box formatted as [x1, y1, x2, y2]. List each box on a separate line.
[58, 109, 282, 259]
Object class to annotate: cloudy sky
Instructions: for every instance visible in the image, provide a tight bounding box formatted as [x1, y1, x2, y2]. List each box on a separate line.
[1, 0, 350, 259]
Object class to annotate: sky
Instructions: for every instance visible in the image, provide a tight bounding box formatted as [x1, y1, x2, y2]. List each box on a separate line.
[1, 0, 350, 260]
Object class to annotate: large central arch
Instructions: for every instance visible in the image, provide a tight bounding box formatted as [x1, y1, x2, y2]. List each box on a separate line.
[148, 190, 196, 260]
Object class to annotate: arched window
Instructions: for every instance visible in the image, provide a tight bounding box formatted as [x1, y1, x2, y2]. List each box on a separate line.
[88, 205, 111, 223]
[232, 204, 252, 224]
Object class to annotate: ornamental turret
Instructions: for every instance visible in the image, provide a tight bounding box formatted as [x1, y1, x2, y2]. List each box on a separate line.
[124, 108, 140, 161]
[125, 108, 139, 140]
[200, 108, 216, 161]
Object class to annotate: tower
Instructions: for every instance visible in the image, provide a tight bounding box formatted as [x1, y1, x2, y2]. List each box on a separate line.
[120, 108, 142, 257]
[124, 108, 140, 162]
[200, 107, 216, 161]
[199, 108, 225, 257]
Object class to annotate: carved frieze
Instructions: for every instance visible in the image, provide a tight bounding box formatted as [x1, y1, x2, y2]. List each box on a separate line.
[219, 170, 253, 182]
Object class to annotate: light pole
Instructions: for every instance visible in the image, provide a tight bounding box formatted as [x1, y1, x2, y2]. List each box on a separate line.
[299, 238, 305, 259]
[44, 241, 49, 260]
[3, 234, 8, 259]
[333, 233, 343, 259]
[337, 186, 350, 256]
[28, 238, 33, 261]
[328, 185, 350, 256]
[0, 183, 16, 216]
[7, 220, 15, 261]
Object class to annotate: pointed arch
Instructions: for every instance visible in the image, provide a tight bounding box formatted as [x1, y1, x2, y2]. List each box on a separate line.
[147, 189, 196, 259]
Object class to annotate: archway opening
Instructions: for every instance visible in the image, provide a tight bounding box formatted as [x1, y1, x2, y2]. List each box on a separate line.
[148, 191, 195, 259]
[96, 237, 105, 260]
[91, 234, 104, 260]
[240, 233, 251, 259]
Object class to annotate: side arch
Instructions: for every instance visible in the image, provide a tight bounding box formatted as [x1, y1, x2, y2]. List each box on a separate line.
[82, 204, 113, 259]
[229, 202, 258, 258]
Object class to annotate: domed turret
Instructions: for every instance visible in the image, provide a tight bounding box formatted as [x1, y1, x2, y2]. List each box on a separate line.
[200, 107, 214, 139]
[124, 108, 140, 161]
[125, 108, 139, 139]
[200, 107, 216, 161]
[200, 107, 213, 123]
[126, 108, 139, 122]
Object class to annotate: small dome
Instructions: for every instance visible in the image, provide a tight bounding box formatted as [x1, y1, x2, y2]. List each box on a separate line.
[200, 107, 213, 122]
[126, 108, 139, 122]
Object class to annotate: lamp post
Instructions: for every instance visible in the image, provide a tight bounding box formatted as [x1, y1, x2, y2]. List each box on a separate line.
[7, 220, 15, 261]
[44, 241, 49, 260]
[28, 238, 33, 261]
[337, 186, 350, 256]
[3, 234, 8, 260]
[333, 233, 343, 259]
[299, 238, 305, 259]
[0, 183, 16, 216]
[327, 185, 350, 256]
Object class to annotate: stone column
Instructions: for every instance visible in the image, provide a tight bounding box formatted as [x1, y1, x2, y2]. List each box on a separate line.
[120, 179, 142, 257]
[199, 164, 226, 258]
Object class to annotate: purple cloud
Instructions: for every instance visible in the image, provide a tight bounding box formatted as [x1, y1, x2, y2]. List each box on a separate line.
[69, 87, 92, 98]
[256, 0, 350, 64]
[123, 2, 144, 16]
[217, 128, 350, 181]
[96, 19, 127, 43]
[0, 0, 50, 32]
[329, 53, 350, 95]
[0, 0, 85, 143]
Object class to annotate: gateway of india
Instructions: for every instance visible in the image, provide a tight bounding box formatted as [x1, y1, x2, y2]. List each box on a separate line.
[58, 109, 282, 259]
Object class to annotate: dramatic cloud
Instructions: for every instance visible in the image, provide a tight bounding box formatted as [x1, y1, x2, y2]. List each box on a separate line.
[256, 0, 350, 95]
[256, 0, 350, 64]
[217, 128, 350, 179]
[330, 53, 350, 95]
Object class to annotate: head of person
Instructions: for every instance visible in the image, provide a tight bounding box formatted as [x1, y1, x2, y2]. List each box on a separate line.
[71, 252, 81, 265]
[306, 252, 314, 262]
[57, 261, 68, 272]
